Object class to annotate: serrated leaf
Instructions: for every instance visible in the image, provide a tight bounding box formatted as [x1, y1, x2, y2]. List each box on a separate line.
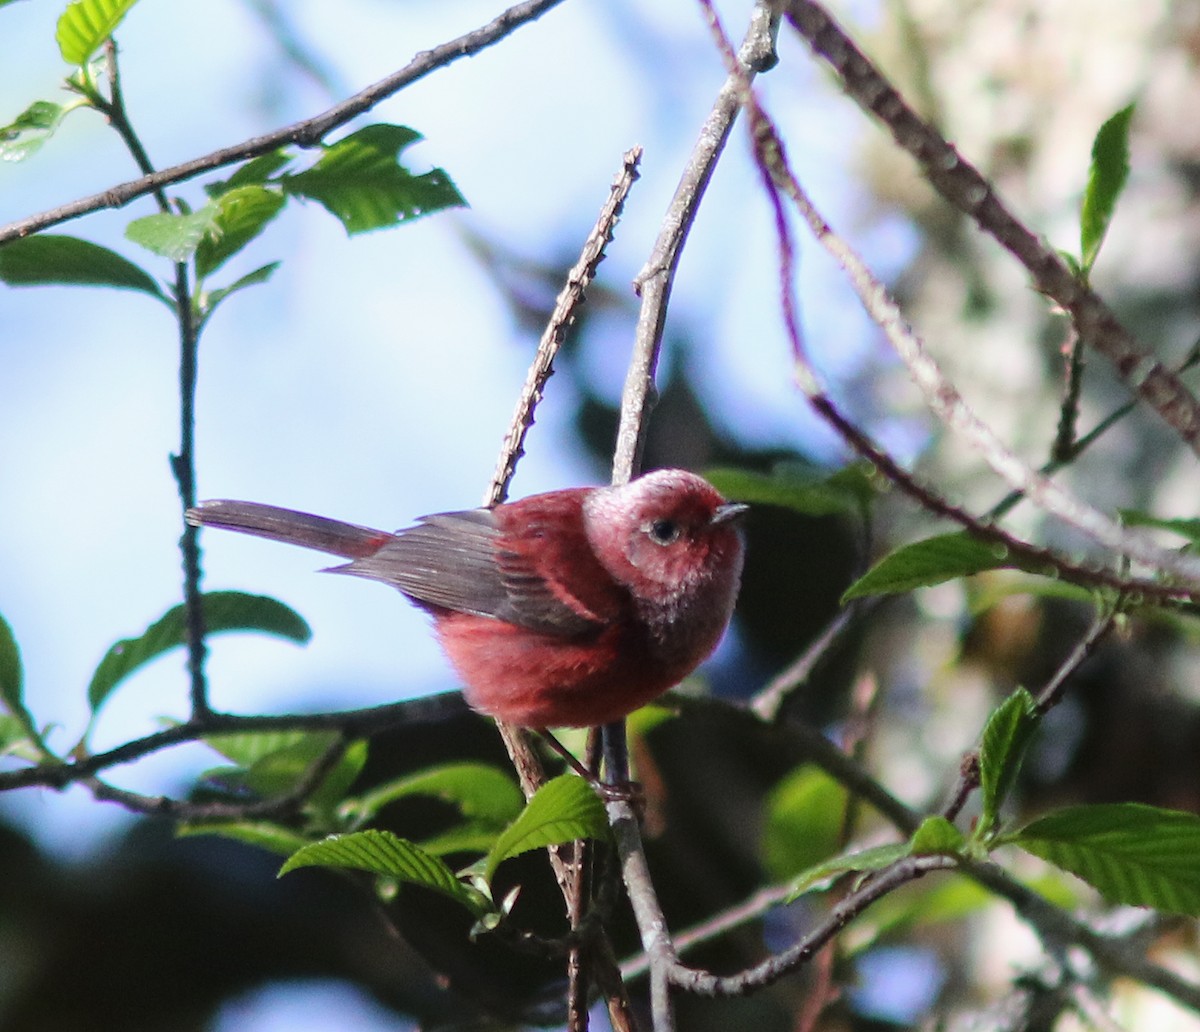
[126, 208, 219, 263]
[706, 462, 875, 518]
[195, 186, 285, 278]
[1013, 803, 1200, 915]
[350, 762, 523, 826]
[0, 234, 163, 297]
[785, 842, 912, 902]
[87, 591, 311, 713]
[978, 687, 1040, 833]
[1080, 103, 1135, 274]
[177, 820, 312, 857]
[763, 765, 849, 881]
[0, 100, 70, 162]
[280, 830, 489, 914]
[484, 775, 608, 883]
[284, 123, 465, 235]
[57, 0, 141, 64]
[910, 815, 965, 854]
[843, 532, 1009, 601]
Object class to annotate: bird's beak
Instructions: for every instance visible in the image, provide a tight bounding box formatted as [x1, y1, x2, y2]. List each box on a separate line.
[711, 502, 750, 526]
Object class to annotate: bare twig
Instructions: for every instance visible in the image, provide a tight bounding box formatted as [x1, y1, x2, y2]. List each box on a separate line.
[0, 0, 567, 245]
[726, 40, 1200, 584]
[96, 41, 212, 719]
[750, 606, 856, 721]
[781, 0, 1200, 455]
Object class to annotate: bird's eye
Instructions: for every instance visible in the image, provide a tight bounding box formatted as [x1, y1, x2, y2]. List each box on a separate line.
[647, 518, 681, 545]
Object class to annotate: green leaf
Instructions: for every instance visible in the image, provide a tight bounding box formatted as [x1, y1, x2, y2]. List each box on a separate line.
[205, 729, 330, 768]
[0, 100, 71, 162]
[349, 762, 523, 826]
[87, 591, 311, 713]
[1012, 803, 1200, 915]
[418, 822, 506, 858]
[786, 842, 912, 902]
[705, 462, 875, 518]
[126, 208, 219, 263]
[0, 234, 163, 297]
[0, 714, 40, 760]
[177, 820, 311, 857]
[280, 830, 490, 914]
[484, 775, 608, 883]
[57, 0, 141, 64]
[0, 611, 25, 728]
[1080, 103, 1135, 275]
[909, 815, 965, 855]
[195, 186, 285, 278]
[977, 688, 1040, 833]
[762, 765, 849, 881]
[284, 123, 466, 235]
[206, 150, 292, 196]
[843, 532, 1010, 601]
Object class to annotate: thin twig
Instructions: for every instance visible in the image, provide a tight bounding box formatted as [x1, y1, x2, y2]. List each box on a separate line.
[84, 733, 348, 821]
[0, 0, 568, 244]
[483, 148, 644, 1032]
[727, 44, 1200, 585]
[98, 41, 211, 718]
[0, 692, 469, 794]
[750, 606, 855, 721]
[781, 0, 1200, 455]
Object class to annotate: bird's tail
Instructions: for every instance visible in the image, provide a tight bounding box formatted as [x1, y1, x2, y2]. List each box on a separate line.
[186, 500, 393, 559]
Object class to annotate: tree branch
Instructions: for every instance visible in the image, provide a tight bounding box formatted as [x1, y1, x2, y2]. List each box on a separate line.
[781, 0, 1200, 456]
[0, 0, 568, 245]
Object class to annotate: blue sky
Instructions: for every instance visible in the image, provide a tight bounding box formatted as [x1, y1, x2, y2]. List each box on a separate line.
[0, 0, 910, 885]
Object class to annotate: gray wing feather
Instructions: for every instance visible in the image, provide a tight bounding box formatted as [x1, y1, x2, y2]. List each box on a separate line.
[326, 508, 597, 636]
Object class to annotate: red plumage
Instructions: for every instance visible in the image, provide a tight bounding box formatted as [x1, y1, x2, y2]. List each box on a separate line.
[187, 469, 746, 728]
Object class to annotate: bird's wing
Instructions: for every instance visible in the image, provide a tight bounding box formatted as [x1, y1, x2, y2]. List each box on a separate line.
[327, 508, 602, 637]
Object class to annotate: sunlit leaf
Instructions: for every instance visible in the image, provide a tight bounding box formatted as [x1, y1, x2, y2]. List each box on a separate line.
[785, 842, 912, 902]
[284, 123, 465, 235]
[0, 234, 163, 297]
[87, 591, 311, 713]
[195, 185, 285, 278]
[484, 775, 608, 882]
[1080, 103, 1135, 275]
[206, 150, 291, 197]
[57, 0, 141, 64]
[281, 830, 490, 914]
[126, 208, 219, 263]
[909, 816, 964, 855]
[0, 100, 70, 162]
[843, 532, 1010, 601]
[1013, 803, 1200, 915]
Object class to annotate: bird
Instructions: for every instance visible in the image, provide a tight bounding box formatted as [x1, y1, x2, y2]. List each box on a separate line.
[186, 468, 747, 729]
